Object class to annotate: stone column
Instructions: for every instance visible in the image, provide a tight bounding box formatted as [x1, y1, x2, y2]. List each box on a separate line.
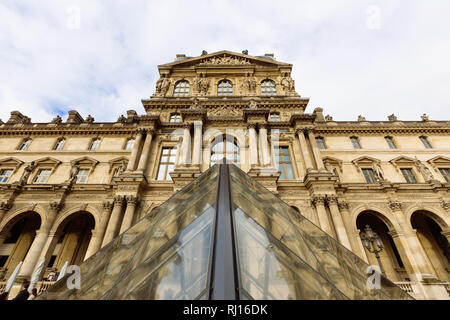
[84, 201, 113, 260]
[312, 195, 334, 236]
[326, 196, 352, 250]
[19, 202, 60, 279]
[258, 124, 270, 167]
[120, 196, 138, 234]
[192, 121, 203, 166]
[126, 129, 144, 172]
[101, 196, 124, 247]
[177, 124, 191, 166]
[248, 124, 259, 167]
[296, 129, 314, 172]
[136, 129, 154, 173]
[307, 130, 325, 171]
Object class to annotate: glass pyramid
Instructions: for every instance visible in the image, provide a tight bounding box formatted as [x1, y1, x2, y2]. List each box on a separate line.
[37, 164, 413, 300]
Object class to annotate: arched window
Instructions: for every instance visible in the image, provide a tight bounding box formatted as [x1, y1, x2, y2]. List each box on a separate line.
[261, 79, 277, 96]
[210, 136, 239, 167]
[217, 80, 233, 96]
[173, 80, 190, 97]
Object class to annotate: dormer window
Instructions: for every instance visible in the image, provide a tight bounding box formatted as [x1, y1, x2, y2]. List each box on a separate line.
[18, 139, 31, 151]
[217, 80, 233, 96]
[169, 113, 182, 123]
[173, 80, 190, 97]
[261, 79, 277, 96]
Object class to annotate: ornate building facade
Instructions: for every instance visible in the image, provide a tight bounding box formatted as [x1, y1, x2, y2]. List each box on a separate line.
[0, 50, 449, 299]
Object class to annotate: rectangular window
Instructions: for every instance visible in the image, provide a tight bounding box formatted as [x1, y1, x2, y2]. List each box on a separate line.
[401, 168, 417, 183]
[420, 136, 432, 149]
[54, 139, 65, 150]
[169, 114, 181, 123]
[34, 169, 51, 183]
[76, 169, 90, 183]
[362, 168, 377, 183]
[315, 137, 326, 150]
[89, 139, 101, 151]
[0, 169, 13, 183]
[350, 137, 361, 149]
[275, 146, 294, 180]
[125, 139, 135, 150]
[269, 113, 281, 122]
[157, 147, 176, 180]
[439, 168, 450, 182]
[385, 137, 397, 149]
[19, 139, 31, 151]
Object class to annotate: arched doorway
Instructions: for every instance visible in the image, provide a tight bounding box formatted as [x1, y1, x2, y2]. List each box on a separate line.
[0, 212, 41, 280]
[210, 135, 240, 167]
[411, 211, 449, 281]
[356, 211, 407, 281]
[43, 211, 95, 280]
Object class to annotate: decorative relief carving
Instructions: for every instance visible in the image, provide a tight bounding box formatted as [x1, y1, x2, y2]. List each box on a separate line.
[117, 185, 139, 192]
[240, 74, 257, 96]
[280, 73, 295, 95]
[49, 201, 62, 212]
[325, 195, 338, 205]
[312, 195, 326, 206]
[199, 55, 251, 65]
[113, 195, 124, 205]
[207, 106, 242, 116]
[388, 200, 402, 211]
[102, 201, 113, 211]
[125, 195, 138, 205]
[193, 74, 210, 96]
[338, 201, 350, 211]
[441, 200, 450, 211]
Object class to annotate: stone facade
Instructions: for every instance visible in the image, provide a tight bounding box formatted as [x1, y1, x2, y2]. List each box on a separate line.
[0, 50, 449, 299]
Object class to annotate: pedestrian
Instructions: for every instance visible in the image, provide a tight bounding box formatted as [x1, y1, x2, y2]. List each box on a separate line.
[28, 288, 38, 300]
[12, 281, 30, 300]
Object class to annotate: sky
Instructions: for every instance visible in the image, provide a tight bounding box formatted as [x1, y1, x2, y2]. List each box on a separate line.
[1, 0, 449, 123]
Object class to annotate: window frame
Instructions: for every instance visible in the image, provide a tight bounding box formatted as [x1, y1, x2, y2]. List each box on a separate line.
[0, 169, 14, 183]
[173, 80, 190, 97]
[75, 168, 90, 184]
[210, 136, 240, 167]
[384, 136, 397, 149]
[269, 113, 281, 122]
[156, 146, 177, 181]
[350, 136, 362, 149]
[18, 138, 32, 151]
[34, 168, 52, 183]
[419, 136, 432, 149]
[438, 168, 450, 182]
[274, 145, 295, 180]
[217, 80, 233, 96]
[260, 79, 277, 96]
[400, 168, 417, 183]
[169, 113, 182, 123]
[89, 138, 101, 151]
[361, 168, 377, 183]
[315, 137, 326, 150]
[124, 138, 135, 151]
[53, 138, 66, 151]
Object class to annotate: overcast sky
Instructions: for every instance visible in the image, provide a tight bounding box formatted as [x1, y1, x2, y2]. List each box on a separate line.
[1, 1, 449, 123]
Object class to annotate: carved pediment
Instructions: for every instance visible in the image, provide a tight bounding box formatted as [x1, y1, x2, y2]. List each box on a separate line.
[159, 50, 291, 69]
[34, 157, 62, 171]
[352, 156, 380, 170]
[70, 156, 99, 170]
[389, 156, 416, 170]
[108, 156, 129, 173]
[322, 156, 343, 173]
[427, 156, 450, 172]
[0, 157, 24, 173]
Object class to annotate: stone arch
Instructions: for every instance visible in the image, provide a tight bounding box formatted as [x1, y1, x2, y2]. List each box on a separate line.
[0, 205, 46, 233]
[405, 205, 449, 230]
[351, 204, 397, 231]
[51, 204, 100, 233]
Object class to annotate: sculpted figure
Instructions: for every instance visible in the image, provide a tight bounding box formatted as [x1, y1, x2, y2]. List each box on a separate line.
[372, 162, 385, 182]
[358, 115, 366, 122]
[68, 163, 80, 184]
[116, 161, 126, 176]
[19, 161, 36, 186]
[155, 75, 171, 96]
[415, 157, 434, 181]
[51, 115, 62, 124]
[421, 113, 429, 121]
[280, 73, 295, 95]
[388, 114, 398, 121]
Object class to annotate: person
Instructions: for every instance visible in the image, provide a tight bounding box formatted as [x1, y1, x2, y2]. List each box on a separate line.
[0, 292, 9, 300]
[28, 288, 38, 300]
[12, 282, 30, 300]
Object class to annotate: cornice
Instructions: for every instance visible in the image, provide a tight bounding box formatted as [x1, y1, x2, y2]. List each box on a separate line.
[315, 121, 450, 134]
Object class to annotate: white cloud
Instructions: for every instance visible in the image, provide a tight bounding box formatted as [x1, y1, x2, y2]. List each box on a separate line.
[0, 0, 449, 123]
